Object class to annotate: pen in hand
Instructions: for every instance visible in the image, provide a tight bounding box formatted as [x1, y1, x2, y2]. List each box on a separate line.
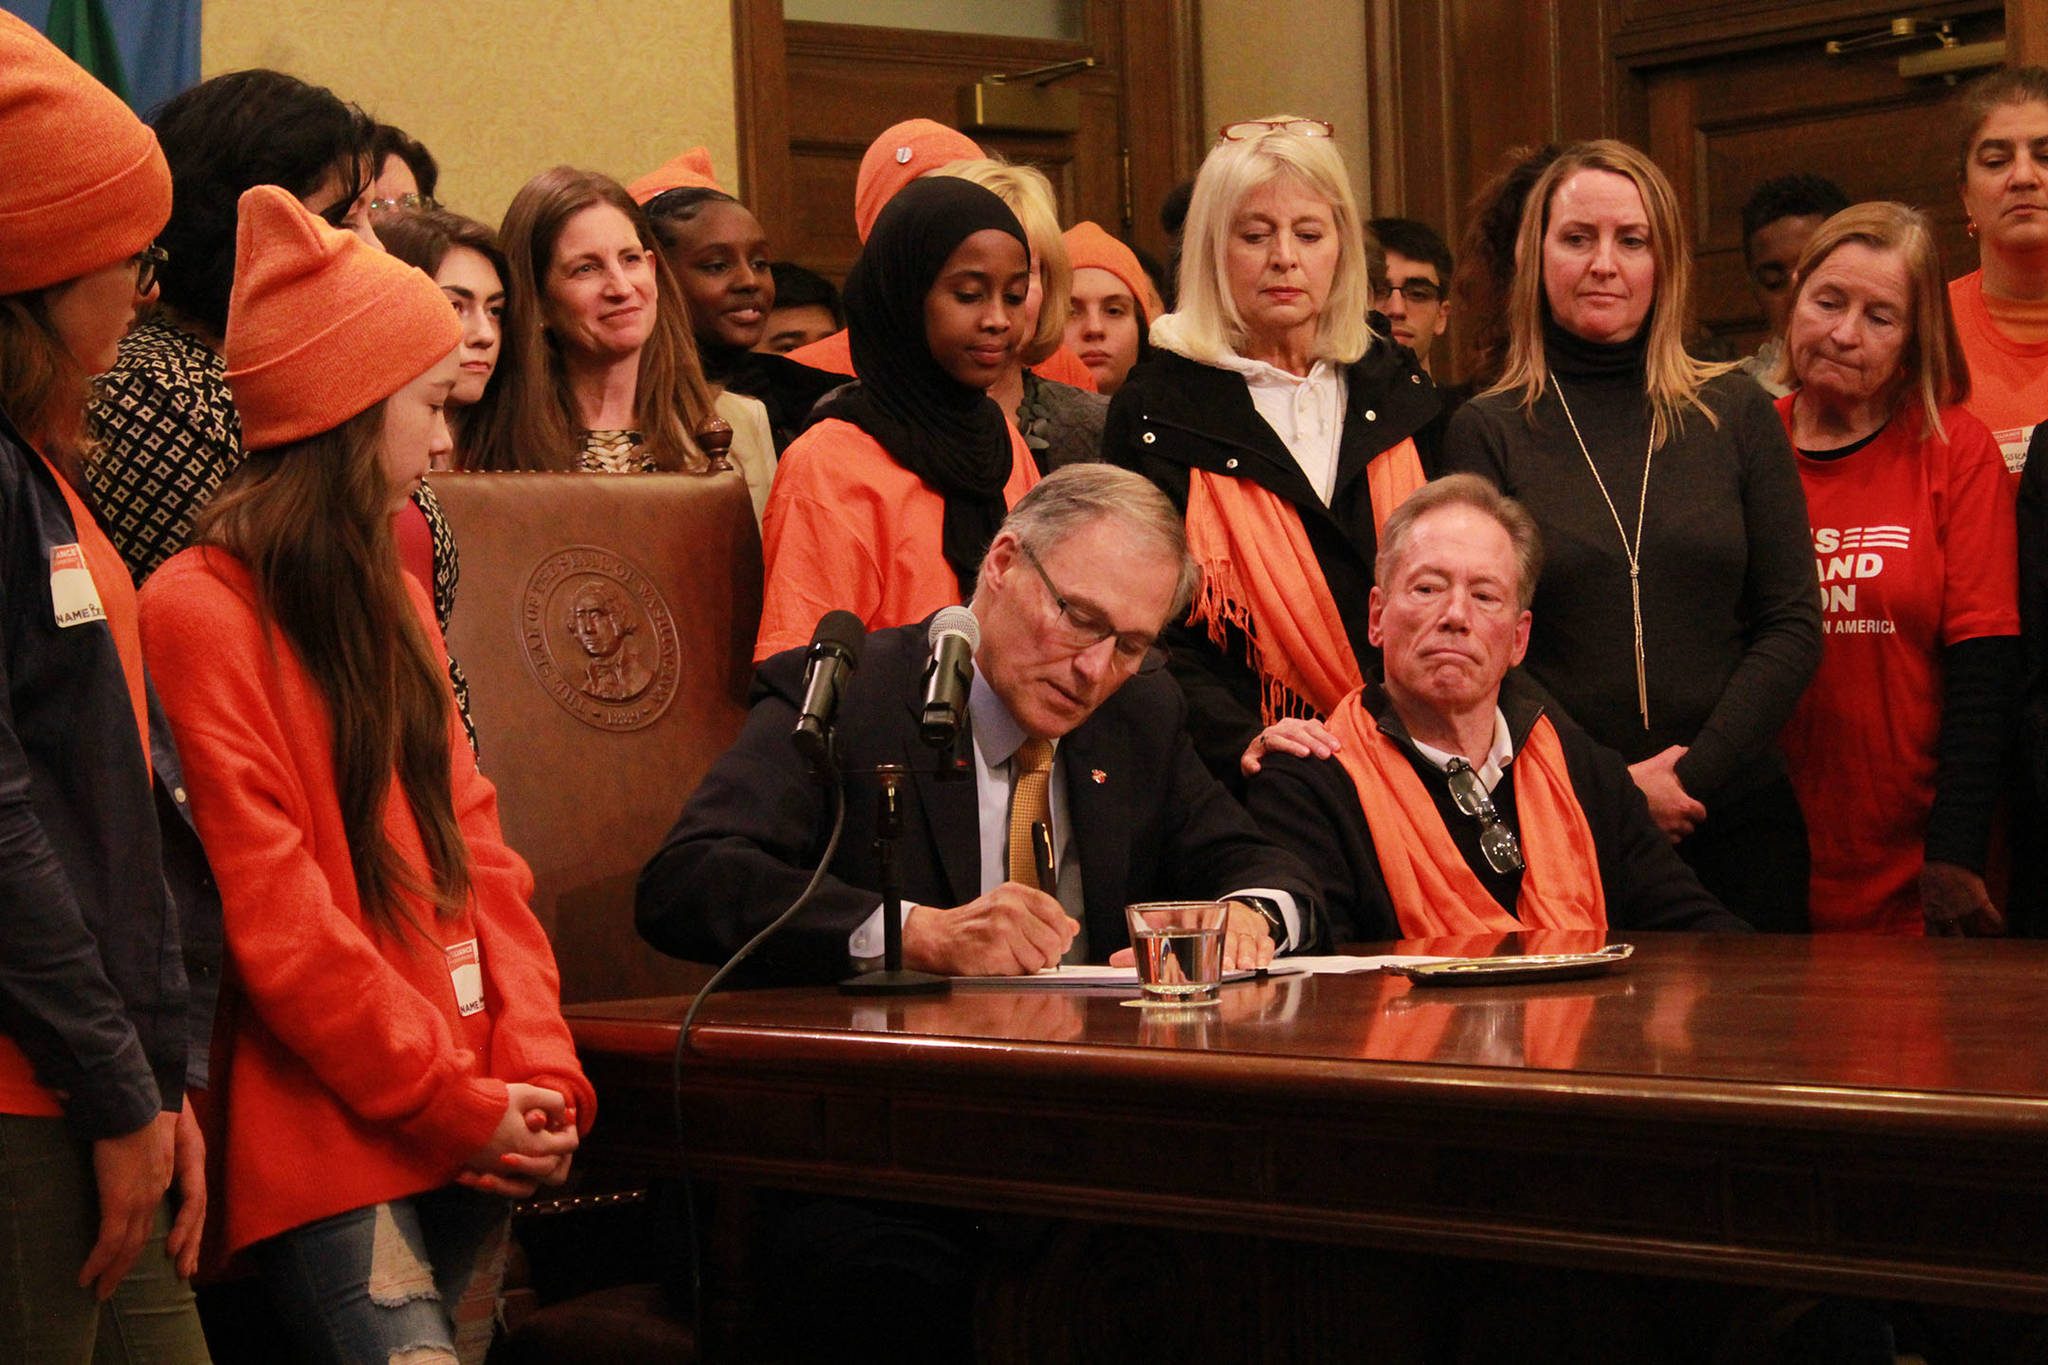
[1031, 820, 1055, 896]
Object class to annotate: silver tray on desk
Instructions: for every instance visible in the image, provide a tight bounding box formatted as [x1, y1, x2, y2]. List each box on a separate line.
[1383, 942, 1634, 987]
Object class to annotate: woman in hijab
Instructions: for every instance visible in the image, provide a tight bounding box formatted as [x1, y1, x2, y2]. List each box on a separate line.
[754, 176, 1040, 660]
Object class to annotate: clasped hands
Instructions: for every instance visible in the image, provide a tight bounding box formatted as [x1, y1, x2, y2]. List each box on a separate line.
[457, 1082, 581, 1199]
[901, 883, 1275, 976]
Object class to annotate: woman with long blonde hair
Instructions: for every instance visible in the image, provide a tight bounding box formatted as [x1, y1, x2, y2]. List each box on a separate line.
[1104, 116, 1440, 788]
[1444, 138, 1821, 930]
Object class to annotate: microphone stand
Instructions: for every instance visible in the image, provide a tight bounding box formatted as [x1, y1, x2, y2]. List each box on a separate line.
[835, 732, 962, 986]
[841, 761, 952, 996]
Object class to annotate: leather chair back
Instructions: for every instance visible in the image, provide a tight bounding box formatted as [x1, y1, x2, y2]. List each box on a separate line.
[430, 470, 759, 1002]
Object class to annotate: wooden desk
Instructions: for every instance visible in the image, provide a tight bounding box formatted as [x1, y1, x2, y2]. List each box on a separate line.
[568, 931, 2048, 1332]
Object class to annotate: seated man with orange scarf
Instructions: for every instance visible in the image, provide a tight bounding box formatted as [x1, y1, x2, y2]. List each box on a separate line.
[1245, 475, 1744, 941]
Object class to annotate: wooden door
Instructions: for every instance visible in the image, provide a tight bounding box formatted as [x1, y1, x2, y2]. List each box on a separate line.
[733, 0, 1202, 282]
[1629, 2, 2008, 358]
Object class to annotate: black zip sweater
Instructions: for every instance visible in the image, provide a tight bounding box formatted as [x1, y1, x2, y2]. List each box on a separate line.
[1104, 336, 1444, 788]
[1246, 673, 1746, 942]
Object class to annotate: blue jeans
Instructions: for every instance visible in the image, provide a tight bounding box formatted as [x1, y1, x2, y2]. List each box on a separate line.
[0, 1113, 211, 1365]
[253, 1186, 510, 1365]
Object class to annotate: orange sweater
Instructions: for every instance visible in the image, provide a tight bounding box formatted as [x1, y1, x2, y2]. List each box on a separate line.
[1949, 271, 2048, 473]
[138, 548, 594, 1254]
[755, 416, 1039, 660]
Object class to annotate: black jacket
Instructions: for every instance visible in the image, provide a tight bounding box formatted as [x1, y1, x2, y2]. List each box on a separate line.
[1246, 673, 1745, 943]
[1103, 339, 1444, 787]
[637, 619, 1322, 982]
[0, 411, 221, 1139]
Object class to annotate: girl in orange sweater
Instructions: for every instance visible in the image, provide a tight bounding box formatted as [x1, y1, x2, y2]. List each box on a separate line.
[138, 187, 592, 1365]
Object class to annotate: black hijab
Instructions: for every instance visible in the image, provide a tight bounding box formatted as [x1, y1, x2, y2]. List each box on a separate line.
[813, 176, 1029, 599]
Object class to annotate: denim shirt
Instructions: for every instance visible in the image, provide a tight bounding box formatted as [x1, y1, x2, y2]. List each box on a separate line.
[0, 410, 220, 1140]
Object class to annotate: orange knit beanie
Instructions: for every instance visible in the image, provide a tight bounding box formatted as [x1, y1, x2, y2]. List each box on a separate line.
[853, 119, 981, 243]
[0, 11, 171, 295]
[1062, 220, 1166, 323]
[627, 146, 724, 204]
[225, 186, 462, 450]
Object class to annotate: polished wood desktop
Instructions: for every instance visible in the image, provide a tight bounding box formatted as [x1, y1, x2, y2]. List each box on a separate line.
[566, 930, 2048, 1343]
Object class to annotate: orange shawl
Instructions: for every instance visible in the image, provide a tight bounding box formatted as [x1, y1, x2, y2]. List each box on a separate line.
[1325, 688, 1607, 938]
[1184, 437, 1424, 724]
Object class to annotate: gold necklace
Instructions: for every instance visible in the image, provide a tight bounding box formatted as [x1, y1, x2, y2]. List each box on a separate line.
[1552, 380, 1654, 730]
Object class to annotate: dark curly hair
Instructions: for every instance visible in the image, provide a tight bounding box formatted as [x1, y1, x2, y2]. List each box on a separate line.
[1739, 173, 1849, 262]
[150, 70, 374, 335]
[1450, 143, 1560, 391]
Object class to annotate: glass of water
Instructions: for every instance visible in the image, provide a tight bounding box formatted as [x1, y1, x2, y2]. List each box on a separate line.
[1124, 900, 1228, 1003]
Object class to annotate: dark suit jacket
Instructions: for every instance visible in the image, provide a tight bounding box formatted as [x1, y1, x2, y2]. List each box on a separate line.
[637, 620, 1322, 982]
[1102, 336, 1445, 787]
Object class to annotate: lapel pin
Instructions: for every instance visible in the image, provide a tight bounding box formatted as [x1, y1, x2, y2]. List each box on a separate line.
[1091, 768, 1107, 785]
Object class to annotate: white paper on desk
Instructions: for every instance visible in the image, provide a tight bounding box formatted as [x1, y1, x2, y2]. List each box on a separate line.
[952, 963, 1306, 990]
[1280, 954, 1457, 974]
[952, 956, 1451, 988]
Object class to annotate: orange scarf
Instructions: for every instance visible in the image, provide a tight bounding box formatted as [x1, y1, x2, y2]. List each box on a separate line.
[1183, 437, 1424, 723]
[1325, 688, 1607, 937]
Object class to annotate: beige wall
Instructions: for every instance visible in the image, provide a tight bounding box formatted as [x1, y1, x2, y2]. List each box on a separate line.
[201, 0, 740, 229]
[1199, 0, 1373, 213]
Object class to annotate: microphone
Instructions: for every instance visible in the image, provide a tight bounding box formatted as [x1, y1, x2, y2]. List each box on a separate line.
[919, 606, 980, 748]
[792, 610, 865, 771]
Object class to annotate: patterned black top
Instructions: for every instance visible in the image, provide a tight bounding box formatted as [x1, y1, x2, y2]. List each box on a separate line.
[88, 318, 240, 583]
[86, 317, 478, 755]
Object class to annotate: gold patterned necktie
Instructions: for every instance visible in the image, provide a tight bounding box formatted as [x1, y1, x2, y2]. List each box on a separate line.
[1006, 738, 1055, 889]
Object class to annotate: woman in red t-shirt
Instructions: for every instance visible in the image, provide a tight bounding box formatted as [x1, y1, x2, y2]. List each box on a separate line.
[1776, 202, 2019, 935]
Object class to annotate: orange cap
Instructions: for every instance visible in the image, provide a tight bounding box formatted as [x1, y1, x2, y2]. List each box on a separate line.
[853, 119, 981, 243]
[1062, 221, 1165, 323]
[627, 146, 724, 204]
[0, 12, 171, 294]
[224, 186, 463, 451]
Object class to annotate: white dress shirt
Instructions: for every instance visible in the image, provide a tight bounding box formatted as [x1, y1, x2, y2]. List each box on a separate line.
[1208, 349, 1349, 505]
[1407, 708, 1516, 793]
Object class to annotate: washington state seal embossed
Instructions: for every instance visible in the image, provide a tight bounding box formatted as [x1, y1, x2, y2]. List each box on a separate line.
[520, 546, 681, 731]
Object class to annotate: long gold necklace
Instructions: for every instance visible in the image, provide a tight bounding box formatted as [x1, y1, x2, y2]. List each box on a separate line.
[1552, 380, 1654, 729]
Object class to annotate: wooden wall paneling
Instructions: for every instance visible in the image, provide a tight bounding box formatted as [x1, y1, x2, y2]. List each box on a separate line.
[731, 0, 790, 241]
[2011, 0, 2048, 66]
[777, 21, 1098, 279]
[731, 1, 1194, 284]
[1613, 0, 1982, 63]
[1365, 0, 1452, 229]
[1636, 7, 2000, 355]
[1559, 0, 1625, 138]
[1115, 0, 1205, 264]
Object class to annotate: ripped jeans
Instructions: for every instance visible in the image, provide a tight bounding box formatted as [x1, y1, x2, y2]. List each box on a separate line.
[252, 1186, 510, 1365]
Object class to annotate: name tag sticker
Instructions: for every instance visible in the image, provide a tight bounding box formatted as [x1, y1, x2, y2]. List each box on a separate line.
[446, 938, 485, 1017]
[50, 544, 106, 628]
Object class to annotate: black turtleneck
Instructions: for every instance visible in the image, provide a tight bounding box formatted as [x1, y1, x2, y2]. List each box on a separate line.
[1541, 312, 1649, 384]
[1440, 324, 1820, 803]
